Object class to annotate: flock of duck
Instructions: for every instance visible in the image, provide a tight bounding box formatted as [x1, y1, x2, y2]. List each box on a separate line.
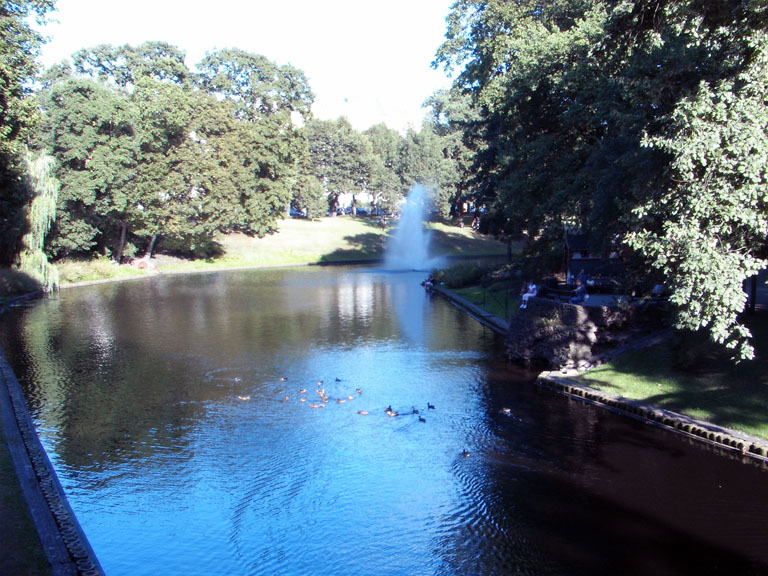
[236, 376, 478, 457]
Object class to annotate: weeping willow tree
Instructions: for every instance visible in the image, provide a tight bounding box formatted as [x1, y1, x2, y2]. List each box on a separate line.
[18, 150, 59, 291]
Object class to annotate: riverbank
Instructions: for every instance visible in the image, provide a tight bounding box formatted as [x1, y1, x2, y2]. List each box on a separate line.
[431, 283, 768, 465]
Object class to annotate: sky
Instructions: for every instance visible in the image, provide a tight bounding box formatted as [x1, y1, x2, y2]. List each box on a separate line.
[33, 0, 457, 133]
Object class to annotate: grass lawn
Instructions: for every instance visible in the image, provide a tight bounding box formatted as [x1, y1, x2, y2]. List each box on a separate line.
[453, 285, 519, 322]
[575, 314, 768, 440]
[46, 216, 508, 283]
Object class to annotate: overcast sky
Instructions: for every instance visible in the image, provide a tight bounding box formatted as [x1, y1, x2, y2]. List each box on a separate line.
[34, 0, 456, 133]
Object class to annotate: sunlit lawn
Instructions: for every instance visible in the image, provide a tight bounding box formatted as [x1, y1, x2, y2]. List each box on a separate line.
[575, 315, 768, 439]
[41, 216, 506, 284]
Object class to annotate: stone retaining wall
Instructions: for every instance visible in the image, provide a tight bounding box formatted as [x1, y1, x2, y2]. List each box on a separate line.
[0, 346, 104, 575]
[505, 297, 663, 369]
[538, 372, 768, 468]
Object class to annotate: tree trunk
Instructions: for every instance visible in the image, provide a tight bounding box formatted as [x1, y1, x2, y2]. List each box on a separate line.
[116, 221, 127, 263]
[145, 234, 158, 259]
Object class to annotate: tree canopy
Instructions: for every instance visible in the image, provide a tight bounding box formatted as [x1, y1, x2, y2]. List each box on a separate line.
[435, 0, 768, 359]
[0, 0, 56, 264]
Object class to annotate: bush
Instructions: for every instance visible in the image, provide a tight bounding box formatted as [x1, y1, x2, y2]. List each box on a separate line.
[435, 262, 500, 289]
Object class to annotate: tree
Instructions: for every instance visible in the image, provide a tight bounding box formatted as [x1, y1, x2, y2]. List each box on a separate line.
[18, 150, 59, 291]
[195, 48, 315, 225]
[305, 118, 373, 215]
[363, 123, 404, 212]
[36, 77, 138, 259]
[0, 0, 56, 264]
[434, 0, 768, 356]
[400, 124, 456, 217]
[629, 34, 768, 360]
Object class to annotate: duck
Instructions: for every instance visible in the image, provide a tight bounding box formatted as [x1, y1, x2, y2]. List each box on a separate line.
[237, 395, 251, 401]
[387, 410, 399, 417]
[501, 407, 511, 415]
[280, 377, 288, 382]
[348, 395, 355, 401]
[428, 403, 435, 410]
[284, 396, 290, 402]
[335, 377, 341, 382]
[337, 398, 346, 404]
[298, 388, 307, 394]
[412, 407, 420, 414]
[309, 403, 325, 409]
[462, 449, 471, 458]
[317, 380, 324, 386]
[300, 398, 307, 403]
[357, 410, 369, 415]
[355, 388, 362, 395]
[418, 415, 426, 423]
[385, 405, 393, 413]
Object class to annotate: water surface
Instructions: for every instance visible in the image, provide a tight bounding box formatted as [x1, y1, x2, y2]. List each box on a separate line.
[1, 267, 767, 575]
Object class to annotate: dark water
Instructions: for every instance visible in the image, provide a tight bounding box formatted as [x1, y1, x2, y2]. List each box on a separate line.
[1, 267, 767, 576]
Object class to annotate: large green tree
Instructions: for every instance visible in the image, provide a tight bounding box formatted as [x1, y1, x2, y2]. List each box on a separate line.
[0, 0, 56, 264]
[37, 77, 138, 259]
[630, 33, 768, 360]
[363, 123, 404, 213]
[435, 0, 768, 358]
[306, 117, 373, 215]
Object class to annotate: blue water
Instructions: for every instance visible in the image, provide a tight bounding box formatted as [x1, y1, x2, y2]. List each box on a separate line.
[2, 267, 767, 575]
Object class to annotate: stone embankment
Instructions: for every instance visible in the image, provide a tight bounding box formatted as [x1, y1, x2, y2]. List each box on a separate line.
[432, 287, 768, 467]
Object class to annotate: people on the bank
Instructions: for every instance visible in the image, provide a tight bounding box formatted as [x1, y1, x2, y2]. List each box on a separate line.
[422, 274, 435, 291]
[519, 281, 538, 309]
[571, 279, 588, 304]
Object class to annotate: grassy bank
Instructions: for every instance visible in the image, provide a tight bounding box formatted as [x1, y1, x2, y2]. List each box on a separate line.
[574, 315, 768, 440]
[6, 216, 506, 290]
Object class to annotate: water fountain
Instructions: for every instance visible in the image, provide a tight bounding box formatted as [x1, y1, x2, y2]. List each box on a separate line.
[384, 184, 440, 271]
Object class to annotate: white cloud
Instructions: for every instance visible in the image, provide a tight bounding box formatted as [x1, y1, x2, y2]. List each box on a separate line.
[35, 0, 454, 132]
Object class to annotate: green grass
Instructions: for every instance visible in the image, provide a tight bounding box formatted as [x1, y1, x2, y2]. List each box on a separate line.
[454, 285, 519, 321]
[44, 216, 507, 285]
[575, 315, 768, 439]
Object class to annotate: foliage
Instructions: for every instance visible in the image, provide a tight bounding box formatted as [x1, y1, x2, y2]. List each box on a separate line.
[363, 123, 404, 212]
[629, 34, 768, 359]
[306, 117, 374, 213]
[0, 0, 55, 264]
[435, 0, 768, 359]
[18, 150, 59, 291]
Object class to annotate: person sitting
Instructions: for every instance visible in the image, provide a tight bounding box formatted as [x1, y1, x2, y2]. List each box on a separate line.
[519, 281, 537, 309]
[570, 280, 588, 304]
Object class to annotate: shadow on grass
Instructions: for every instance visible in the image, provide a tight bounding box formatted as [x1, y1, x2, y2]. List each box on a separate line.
[0, 269, 42, 300]
[429, 227, 509, 257]
[319, 230, 390, 262]
[580, 314, 768, 438]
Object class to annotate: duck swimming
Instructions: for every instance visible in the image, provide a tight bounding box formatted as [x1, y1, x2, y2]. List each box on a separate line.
[428, 403, 435, 410]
